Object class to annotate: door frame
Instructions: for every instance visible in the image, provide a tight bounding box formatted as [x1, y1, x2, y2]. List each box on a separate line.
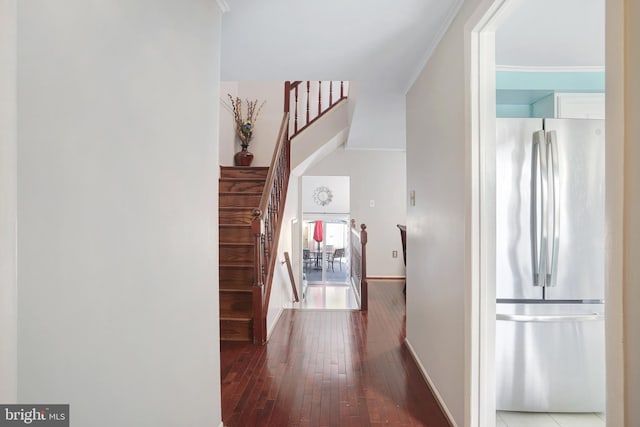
[464, 1, 624, 426]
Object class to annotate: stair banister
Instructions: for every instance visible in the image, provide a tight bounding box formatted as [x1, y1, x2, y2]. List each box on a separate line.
[251, 112, 290, 344]
[285, 81, 349, 139]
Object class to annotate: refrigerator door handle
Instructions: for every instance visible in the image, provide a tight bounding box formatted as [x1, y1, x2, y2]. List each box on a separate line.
[496, 313, 604, 322]
[531, 131, 543, 286]
[532, 130, 548, 286]
[547, 131, 560, 286]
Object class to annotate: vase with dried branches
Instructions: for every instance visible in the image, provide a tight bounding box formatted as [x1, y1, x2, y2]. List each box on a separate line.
[228, 94, 265, 166]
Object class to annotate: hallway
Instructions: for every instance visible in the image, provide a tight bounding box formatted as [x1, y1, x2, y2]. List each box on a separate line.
[220, 280, 449, 426]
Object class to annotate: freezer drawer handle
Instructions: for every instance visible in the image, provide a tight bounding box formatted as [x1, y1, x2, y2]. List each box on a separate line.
[496, 313, 603, 323]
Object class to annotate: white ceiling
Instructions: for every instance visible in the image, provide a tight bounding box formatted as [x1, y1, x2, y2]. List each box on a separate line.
[219, 0, 605, 150]
[496, 0, 605, 68]
[220, 0, 462, 91]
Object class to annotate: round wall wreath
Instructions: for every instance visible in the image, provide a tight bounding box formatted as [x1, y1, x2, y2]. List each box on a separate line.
[312, 186, 333, 206]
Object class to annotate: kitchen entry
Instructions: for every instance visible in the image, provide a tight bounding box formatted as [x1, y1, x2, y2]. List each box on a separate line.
[489, 0, 606, 425]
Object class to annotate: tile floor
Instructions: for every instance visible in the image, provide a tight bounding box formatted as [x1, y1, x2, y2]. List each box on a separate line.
[497, 411, 605, 427]
[295, 283, 359, 310]
[303, 261, 349, 283]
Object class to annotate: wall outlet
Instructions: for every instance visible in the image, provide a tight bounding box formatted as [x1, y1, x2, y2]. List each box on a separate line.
[392, 250, 398, 258]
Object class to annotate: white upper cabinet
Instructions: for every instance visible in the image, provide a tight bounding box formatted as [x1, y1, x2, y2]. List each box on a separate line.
[554, 93, 605, 120]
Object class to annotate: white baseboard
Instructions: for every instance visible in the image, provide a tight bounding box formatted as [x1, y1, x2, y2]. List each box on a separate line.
[404, 338, 458, 427]
[266, 306, 285, 341]
[218, 421, 224, 427]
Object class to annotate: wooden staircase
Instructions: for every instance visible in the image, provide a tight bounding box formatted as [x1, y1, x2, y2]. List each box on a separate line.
[219, 166, 269, 341]
[217, 83, 349, 344]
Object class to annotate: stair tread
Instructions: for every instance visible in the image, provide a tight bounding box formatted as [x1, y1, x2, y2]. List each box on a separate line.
[219, 177, 266, 181]
[219, 223, 252, 227]
[220, 287, 252, 293]
[221, 166, 269, 170]
[220, 191, 262, 195]
[220, 262, 254, 267]
[220, 317, 252, 322]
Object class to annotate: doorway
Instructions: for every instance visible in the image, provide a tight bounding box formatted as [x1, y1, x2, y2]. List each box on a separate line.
[467, 0, 608, 426]
[302, 217, 350, 285]
[299, 215, 356, 309]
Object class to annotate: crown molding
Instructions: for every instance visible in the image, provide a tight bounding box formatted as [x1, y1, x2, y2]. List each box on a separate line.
[404, 0, 464, 94]
[496, 65, 605, 73]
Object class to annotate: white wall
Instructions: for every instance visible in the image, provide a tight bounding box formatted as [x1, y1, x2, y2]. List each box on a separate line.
[0, 0, 17, 404]
[16, 1, 222, 426]
[347, 83, 407, 150]
[291, 99, 350, 170]
[405, 0, 483, 424]
[266, 177, 300, 337]
[219, 81, 284, 166]
[301, 176, 350, 214]
[305, 148, 406, 278]
[219, 81, 239, 166]
[621, 0, 640, 423]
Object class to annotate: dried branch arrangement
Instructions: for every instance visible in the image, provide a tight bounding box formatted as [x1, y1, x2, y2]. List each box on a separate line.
[227, 94, 266, 147]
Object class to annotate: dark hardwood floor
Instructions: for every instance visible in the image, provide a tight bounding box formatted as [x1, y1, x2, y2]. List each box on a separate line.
[220, 280, 450, 427]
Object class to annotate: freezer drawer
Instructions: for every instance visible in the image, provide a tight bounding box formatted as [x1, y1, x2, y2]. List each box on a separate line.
[495, 303, 605, 412]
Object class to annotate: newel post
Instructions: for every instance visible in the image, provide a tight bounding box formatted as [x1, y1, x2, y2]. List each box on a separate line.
[251, 209, 266, 344]
[360, 224, 368, 311]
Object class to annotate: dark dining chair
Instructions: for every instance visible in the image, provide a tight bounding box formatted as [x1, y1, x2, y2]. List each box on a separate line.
[328, 248, 345, 271]
[303, 249, 312, 269]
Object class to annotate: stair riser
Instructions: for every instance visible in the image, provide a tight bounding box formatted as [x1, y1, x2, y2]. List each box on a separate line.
[220, 167, 269, 180]
[219, 245, 254, 265]
[220, 266, 254, 290]
[220, 292, 253, 318]
[219, 208, 254, 225]
[219, 194, 262, 208]
[220, 226, 254, 244]
[220, 319, 252, 341]
[219, 180, 265, 193]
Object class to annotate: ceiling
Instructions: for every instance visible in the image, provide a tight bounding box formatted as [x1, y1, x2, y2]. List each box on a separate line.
[496, 0, 605, 68]
[220, 0, 462, 150]
[220, 0, 462, 91]
[219, 0, 605, 150]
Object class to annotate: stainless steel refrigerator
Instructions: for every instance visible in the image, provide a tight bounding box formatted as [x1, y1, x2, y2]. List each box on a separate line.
[495, 118, 605, 412]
